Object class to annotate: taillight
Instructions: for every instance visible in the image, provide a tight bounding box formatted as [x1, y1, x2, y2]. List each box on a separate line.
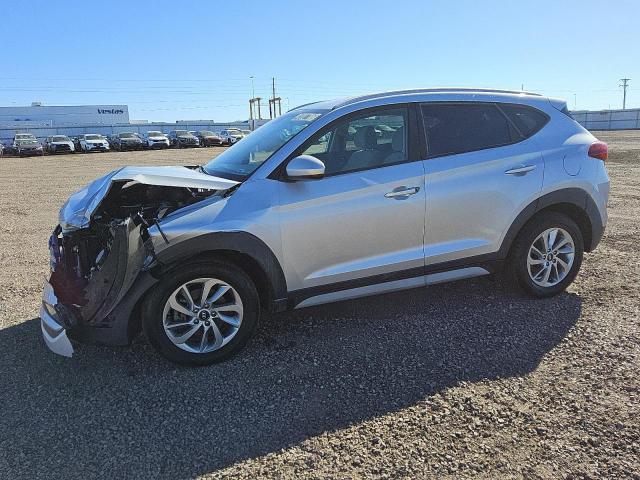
[588, 141, 608, 161]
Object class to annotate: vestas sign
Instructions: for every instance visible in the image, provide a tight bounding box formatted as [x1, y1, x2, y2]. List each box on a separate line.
[97, 108, 125, 114]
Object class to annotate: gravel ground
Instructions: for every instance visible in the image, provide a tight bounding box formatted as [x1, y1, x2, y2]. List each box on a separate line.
[0, 135, 638, 479]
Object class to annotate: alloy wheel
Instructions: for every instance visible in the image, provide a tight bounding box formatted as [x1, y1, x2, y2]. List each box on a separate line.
[162, 277, 243, 354]
[527, 227, 575, 287]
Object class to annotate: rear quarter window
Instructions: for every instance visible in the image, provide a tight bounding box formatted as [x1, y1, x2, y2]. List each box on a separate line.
[499, 104, 549, 138]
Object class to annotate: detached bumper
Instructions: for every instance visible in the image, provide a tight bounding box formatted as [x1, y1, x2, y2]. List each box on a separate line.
[40, 280, 74, 357]
[40, 220, 158, 357]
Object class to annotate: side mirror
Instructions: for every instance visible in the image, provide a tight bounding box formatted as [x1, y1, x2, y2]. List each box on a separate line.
[285, 155, 325, 180]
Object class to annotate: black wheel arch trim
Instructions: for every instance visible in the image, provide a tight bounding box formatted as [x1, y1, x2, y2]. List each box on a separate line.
[499, 187, 604, 256]
[152, 231, 288, 309]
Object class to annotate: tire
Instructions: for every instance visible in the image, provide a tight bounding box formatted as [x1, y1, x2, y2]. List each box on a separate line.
[142, 261, 260, 366]
[507, 211, 584, 298]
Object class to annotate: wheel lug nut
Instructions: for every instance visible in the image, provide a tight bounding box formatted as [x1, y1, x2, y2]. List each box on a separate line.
[205, 321, 210, 326]
[545, 262, 549, 266]
[193, 319, 199, 324]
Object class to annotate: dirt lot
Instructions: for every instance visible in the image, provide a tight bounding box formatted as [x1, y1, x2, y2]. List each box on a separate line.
[0, 134, 638, 479]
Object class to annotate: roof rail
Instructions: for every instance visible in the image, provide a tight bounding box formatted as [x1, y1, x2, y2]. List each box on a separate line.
[287, 100, 324, 112]
[332, 88, 542, 109]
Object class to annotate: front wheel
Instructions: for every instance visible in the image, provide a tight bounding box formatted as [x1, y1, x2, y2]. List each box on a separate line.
[507, 212, 584, 298]
[142, 261, 260, 366]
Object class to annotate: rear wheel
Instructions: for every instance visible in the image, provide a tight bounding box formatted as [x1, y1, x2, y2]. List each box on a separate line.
[507, 212, 584, 297]
[143, 261, 259, 366]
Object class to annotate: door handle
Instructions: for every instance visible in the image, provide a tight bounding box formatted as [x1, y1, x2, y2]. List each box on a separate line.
[384, 186, 420, 199]
[505, 165, 536, 176]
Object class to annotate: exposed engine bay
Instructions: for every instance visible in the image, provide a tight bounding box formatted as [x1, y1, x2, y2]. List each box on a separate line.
[46, 166, 237, 338]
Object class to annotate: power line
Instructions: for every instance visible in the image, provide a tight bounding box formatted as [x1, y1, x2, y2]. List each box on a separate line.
[619, 78, 631, 110]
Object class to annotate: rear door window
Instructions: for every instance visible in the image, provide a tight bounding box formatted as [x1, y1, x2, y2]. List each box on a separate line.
[421, 103, 521, 158]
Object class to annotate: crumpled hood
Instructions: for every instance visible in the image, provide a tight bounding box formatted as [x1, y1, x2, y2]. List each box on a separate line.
[59, 166, 238, 232]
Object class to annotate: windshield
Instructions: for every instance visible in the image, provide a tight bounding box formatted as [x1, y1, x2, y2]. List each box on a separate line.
[20, 140, 38, 145]
[85, 134, 101, 140]
[174, 130, 189, 136]
[119, 133, 136, 138]
[16, 134, 34, 139]
[147, 131, 163, 136]
[203, 109, 326, 181]
[199, 131, 215, 136]
[52, 136, 69, 142]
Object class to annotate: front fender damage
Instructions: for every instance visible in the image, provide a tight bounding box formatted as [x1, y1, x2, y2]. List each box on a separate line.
[41, 171, 232, 356]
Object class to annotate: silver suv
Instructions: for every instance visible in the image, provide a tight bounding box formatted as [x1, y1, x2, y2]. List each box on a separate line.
[41, 88, 610, 366]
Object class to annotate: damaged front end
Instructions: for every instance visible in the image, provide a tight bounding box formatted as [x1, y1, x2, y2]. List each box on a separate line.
[40, 166, 238, 357]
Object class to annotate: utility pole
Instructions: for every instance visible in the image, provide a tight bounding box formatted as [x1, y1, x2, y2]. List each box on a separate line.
[249, 76, 256, 120]
[272, 77, 276, 104]
[268, 77, 282, 119]
[619, 78, 630, 109]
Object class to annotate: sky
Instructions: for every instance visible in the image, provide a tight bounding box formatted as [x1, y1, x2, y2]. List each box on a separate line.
[1, 0, 638, 122]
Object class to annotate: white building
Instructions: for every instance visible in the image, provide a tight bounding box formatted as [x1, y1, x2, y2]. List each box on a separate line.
[0, 103, 129, 127]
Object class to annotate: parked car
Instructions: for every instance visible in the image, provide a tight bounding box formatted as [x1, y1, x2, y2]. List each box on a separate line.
[15, 138, 44, 156]
[196, 130, 223, 147]
[44, 135, 75, 154]
[241, 129, 251, 136]
[109, 132, 143, 151]
[168, 130, 199, 148]
[13, 133, 37, 149]
[142, 131, 170, 149]
[219, 128, 244, 146]
[40, 88, 610, 366]
[79, 134, 110, 153]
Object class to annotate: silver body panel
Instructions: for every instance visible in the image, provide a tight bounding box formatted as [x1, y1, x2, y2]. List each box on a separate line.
[277, 161, 426, 290]
[422, 135, 545, 264]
